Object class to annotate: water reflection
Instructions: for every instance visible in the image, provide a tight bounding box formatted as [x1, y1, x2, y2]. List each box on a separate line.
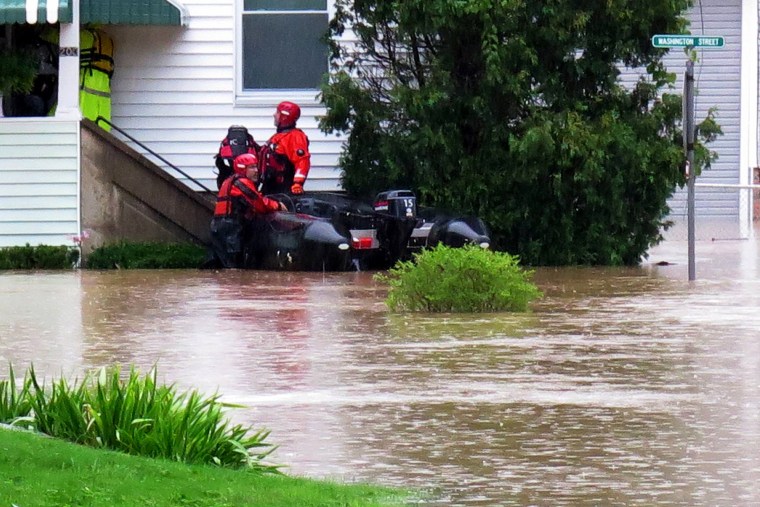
[1, 237, 760, 505]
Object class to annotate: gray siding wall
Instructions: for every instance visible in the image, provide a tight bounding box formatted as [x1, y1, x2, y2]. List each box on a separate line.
[616, 0, 743, 236]
[0, 119, 80, 247]
[668, 0, 742, 222]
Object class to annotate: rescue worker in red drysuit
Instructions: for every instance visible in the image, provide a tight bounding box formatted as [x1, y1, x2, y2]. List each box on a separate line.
[209, 153, 287, 268]
[214, 125, 259, 190]
[259, 101, 311, 195]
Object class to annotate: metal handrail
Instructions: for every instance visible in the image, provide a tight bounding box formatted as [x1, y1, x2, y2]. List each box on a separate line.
[695, 183, 760, 190]
[95, 116, 216, 194]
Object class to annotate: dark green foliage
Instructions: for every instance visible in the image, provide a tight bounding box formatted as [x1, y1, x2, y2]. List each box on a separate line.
[2, 364, 279, 471]
[0, 244, 79, 269]
[0, 365, 31, 422]
[0, 49, 38, 95]
[86, 241, 207, 269]
[320, 0, 721, 265]
[375, 244, 542, 312]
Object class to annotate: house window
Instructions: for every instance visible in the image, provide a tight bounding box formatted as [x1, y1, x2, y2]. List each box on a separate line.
[241, 0, 329, 91]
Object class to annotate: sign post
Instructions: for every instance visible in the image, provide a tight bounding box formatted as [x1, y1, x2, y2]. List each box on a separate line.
[684, 61, 696, 281]
[651, 34, 724, 281]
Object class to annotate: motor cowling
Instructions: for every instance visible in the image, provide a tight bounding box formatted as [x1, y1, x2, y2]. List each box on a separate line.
[373, 190, 417, 219]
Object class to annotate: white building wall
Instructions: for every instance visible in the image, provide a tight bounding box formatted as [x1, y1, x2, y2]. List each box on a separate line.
[107, 0, 345, 192]
[0, 119, 80, 247]
[668, 0, 743, 226]
[106, 0, 747, 232]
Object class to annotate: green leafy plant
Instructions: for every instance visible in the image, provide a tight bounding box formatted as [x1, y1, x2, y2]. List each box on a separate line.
[0, 365, 32, 422]
[375, 244, 542, 313]
[320, 0, 722, 265]
[86, 241, 207, 269]
[0, 244, 79, 269]
[3, 365, 279, 472]
[0, 49, 38, 95]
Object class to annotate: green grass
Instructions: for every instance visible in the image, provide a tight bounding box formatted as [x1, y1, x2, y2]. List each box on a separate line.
[0, 428, 408, 506]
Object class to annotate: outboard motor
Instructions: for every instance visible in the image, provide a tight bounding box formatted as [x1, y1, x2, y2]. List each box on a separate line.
[357, 190, 419, 269]
[373, 190, 417, 219]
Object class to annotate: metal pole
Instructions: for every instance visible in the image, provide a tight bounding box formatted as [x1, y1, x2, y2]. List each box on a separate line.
[685, 60, 696, 281]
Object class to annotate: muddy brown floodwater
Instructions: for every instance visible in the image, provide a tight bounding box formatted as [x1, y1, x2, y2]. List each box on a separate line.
[1, 236, 759, 506]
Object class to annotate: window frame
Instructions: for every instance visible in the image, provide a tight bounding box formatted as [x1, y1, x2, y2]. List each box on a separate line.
[234, 0, 333, 106]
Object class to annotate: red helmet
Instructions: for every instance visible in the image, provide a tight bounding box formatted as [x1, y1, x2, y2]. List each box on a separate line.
[276, 101, 301, 128]
[233, 153, 258, 175]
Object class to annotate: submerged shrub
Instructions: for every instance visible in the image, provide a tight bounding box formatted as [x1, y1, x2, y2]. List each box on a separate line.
[0, 244, 79, 270]
[2, 365, 278, 472]
[86, 241, 206, 269]
[375, 244, 542, 313]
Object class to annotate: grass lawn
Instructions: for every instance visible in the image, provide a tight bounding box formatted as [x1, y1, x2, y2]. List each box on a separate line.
[0, 428, 411, 506]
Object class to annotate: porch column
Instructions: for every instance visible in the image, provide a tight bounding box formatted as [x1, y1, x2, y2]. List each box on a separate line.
[56, 0, 80, 119]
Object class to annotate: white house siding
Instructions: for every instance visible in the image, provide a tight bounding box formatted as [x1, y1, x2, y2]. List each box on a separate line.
[107, 0, 345, 193]
[666, 1, 744, 235]
[619, 1, 744, 236]
[107, 0, 747, 233]
[0, 119, 80, 247]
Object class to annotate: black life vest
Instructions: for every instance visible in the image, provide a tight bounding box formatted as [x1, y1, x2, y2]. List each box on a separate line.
[218, 125, 259, 161]
[215, 125, 260, 189]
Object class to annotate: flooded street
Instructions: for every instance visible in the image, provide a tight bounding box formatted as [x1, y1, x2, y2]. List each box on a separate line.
[1, 237, 760, 505]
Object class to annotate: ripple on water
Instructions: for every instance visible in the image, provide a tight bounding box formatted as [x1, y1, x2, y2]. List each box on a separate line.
[2, 267, 760, 506]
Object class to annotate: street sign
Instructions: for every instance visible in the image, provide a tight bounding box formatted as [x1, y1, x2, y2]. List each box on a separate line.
[651, 35, 724, 48]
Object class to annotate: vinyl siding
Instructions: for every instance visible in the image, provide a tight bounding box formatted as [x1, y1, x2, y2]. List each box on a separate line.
[108, 0, 345, 192]
[107, 0, 745, 217]
[669, 1, 742, 222]
[619, 0, 742, 226]
[0, 119, 80, 247]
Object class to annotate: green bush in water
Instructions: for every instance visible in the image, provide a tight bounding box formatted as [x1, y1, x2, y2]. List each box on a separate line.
[2, 365, 278, 472]
[375, 244, 542, 313]
[86, 241, 207, 269]
[0, 244, 79, 270]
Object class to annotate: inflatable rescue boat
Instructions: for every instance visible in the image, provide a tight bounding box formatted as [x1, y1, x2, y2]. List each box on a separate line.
[242, 190, 491, 271]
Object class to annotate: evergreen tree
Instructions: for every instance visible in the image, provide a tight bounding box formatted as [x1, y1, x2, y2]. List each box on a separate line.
[319, 0, 720, 265]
